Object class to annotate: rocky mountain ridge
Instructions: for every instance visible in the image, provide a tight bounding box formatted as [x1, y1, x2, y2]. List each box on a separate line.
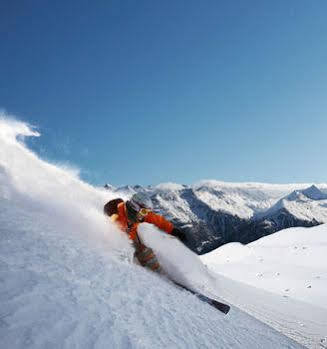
[104, 181, 327, 254]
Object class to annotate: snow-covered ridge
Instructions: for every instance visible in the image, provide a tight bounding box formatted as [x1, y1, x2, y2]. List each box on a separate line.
[113, 180, 327, 218]
[262, 185, 327, 222]
[108, 180, 327, 253]
[194, 179, 327, 191]
[112, 180, 327, 218]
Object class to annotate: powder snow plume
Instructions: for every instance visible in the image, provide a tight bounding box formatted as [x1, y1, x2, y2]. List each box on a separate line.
[0, 114, 130, 255]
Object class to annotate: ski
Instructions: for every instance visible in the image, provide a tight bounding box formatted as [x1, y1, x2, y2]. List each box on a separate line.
[195, 293, 230, 314]
[173, 281, 230, 314]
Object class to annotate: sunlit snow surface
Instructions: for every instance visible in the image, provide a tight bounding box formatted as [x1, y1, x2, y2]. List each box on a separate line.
[202, 225, 327, 348]
[0, 116, 306, 348]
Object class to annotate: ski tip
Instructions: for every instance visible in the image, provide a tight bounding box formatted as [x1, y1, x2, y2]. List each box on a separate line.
[212, 301, 230, 314]
[221, 305, 231, 315]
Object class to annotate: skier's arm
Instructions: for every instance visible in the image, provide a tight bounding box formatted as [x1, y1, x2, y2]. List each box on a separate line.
[144, 212, 174, 234]
[144, 213, 187, 242]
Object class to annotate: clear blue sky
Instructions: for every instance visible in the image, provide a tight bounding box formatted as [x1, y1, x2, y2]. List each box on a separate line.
[1, 1, 327, 186]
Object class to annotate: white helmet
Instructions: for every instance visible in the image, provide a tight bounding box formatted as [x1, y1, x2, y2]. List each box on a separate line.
[131, 192, 153, 210]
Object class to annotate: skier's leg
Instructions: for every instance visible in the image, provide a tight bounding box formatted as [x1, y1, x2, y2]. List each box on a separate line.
[134, 243, 162, 273]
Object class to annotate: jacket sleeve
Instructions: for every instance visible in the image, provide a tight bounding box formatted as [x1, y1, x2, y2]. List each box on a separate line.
[144, 212, 174, 234]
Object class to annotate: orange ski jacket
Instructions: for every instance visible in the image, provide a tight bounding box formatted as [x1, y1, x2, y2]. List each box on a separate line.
[115, 202, 174, 241]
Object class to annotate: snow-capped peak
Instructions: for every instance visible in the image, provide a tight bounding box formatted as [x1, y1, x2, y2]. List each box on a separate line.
[104, 183, 116, 191]
[301, 184, 327, 200]
[261, 185, 327, 223]
[284, 185, 327, 202]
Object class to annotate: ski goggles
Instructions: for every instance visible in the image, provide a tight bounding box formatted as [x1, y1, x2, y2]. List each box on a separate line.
[128, 200, 151, 220]
[137, 208, 151, 220]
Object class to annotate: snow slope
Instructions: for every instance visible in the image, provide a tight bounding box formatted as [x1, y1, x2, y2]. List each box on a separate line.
[0, 115, 303, 348]
[201, 224, 327, 308]
[202, 225, 327, 348]
[214, 275, 327, 349]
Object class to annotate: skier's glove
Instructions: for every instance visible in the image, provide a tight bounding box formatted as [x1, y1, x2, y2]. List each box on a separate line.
[171, 228, 186, 242]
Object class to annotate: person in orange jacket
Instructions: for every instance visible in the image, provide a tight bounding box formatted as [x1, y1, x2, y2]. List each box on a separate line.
[104, 192, 186, 272]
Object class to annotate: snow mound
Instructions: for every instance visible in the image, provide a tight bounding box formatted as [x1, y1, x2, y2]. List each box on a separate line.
[202, 224, 327, 308]
[202, 224, 327, 348]
[201, 242, 252, 265]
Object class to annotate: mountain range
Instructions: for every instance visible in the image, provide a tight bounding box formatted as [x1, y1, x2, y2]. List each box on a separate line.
[105, 181, 327, 254]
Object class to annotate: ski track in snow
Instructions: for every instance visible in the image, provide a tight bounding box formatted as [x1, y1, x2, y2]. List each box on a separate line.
[211, 275, 327, 349]
[0, 115, 309, 348]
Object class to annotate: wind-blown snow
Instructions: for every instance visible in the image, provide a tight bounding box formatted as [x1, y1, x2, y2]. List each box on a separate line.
[0, 115, 307, 348]
[138, 224, 216, 292]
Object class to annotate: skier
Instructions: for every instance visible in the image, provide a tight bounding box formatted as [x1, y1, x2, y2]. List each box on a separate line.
[104, 193, 231, 314]
[104, 192, 186, 273]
